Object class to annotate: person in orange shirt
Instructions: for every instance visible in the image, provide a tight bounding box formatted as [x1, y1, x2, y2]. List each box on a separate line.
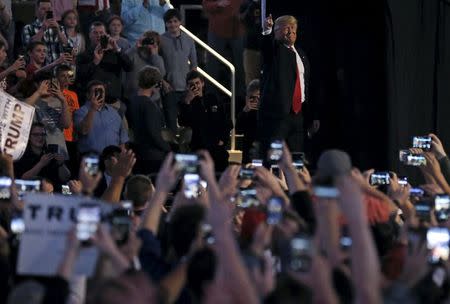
[56, 64, 79, 176]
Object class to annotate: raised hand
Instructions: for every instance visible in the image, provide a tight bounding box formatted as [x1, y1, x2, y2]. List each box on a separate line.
[429, 133, 446, 160]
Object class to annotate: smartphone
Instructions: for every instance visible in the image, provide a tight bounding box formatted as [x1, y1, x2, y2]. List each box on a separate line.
[270, 164, 281, 178]
[175, 153, 199, 174]
[434, 195, 450, 222]
[313, 186, 340, 198]
[84, 155, 99, 176]
[47, 144, 58, 154]
[251, 159, 263, 167]
[292, 152, 306, 162]
[370, 172, 391, 186]
[15, 179, 41, 199]
[110, 207, 132, 245]
[10, 212, 25, 234]
[183, 173, 201, 199]
[290, 235, 313, 272]
[61, 185, 72, 195]
[267, 196, 283, 225]
[398, 176, 408, 186]
[427, 227, 450, 264]
[415, 201, 432, 221]
[410, 187, 425, 197]
[236, 188, 258, 208]
[239, 168, 255, 180]
[142, 37, 155, 46]
[63, 46, 73, 54]
[94, 87, 103, 100]
[0, 176, 12, 201]
[268, 140, 283, 162]
[100, 35, 109, 49]
[405, 154, 427, 166]
[413, 136, 432, 151]
[292, 160, 304, 171]
[45, 10, 54, 19]
[76, 203, 101, 246]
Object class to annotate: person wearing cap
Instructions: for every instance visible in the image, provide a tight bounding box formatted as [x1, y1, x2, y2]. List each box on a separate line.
[128, 66, 171, 174]
[258, 14, 319, 158]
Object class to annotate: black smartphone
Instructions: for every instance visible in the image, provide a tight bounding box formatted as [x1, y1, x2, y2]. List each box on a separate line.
[426, 227, 450, 264]
[45, 10, 54, 19]
[266, 196, 283, 225]
[94, 87, 104, 100]
[100, 35, 109, 49]
[142, 37, 155, 46]
[63, 46, 73, 54]
[270, 164, 281, 178]
[76, 203, 101, 246]
[239, 167, 255, 180]
[370, 172, 391, 186]
[84, 155, 99, 176]
[268, 140, 283, 162]
[415, 201, 432, 222]
[0, 176, 12, 202]
[290, 234, 313, 272]
[47, 144, 58, 154]
[413, 136, 432, 151]
[110, 207, 132, 245]
[174, 153, 199, 174]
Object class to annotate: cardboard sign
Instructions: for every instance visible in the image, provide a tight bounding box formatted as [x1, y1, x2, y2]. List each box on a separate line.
[0, 91, 35, 160]
[16, 193, 112, 277]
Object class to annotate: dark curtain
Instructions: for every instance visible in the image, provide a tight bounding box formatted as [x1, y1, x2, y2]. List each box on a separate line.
[385, 0, 450, 183]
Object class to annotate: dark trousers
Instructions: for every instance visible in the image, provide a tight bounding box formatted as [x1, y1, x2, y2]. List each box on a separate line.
[258, 112, 304, 161]
[163, 91, 185, 133]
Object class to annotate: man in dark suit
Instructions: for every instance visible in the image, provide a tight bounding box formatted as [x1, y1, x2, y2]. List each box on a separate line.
[258, 14, 319, 159]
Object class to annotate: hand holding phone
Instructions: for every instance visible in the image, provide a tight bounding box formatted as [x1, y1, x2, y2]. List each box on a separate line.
[76, 203, 101, 246]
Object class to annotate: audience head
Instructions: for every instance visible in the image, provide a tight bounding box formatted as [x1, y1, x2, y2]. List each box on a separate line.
[100, 145, 121, 173]
[107, 15, 124, 37]
[137, 66, 162, 91]
[87, 80, 106, 102]
[89, 21, 107, 45]
[61, 9, 80, 30]
[27, 41, 47, 65]
[163, 9, 182, 34]
[28, 123, 47, 151]
[186, 70, 205, 96]
[124, 175, 155, 227]
[55, 65, 73, 89]
[35, 0, 52, 21]
[274, 15, 298, 46]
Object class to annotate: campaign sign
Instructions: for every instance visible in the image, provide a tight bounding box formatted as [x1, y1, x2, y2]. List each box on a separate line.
[16, 193, 112, 277]
[0, 90, 35, 160]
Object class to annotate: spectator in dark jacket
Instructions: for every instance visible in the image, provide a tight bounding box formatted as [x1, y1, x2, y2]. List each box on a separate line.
[128, 66, 170, 174]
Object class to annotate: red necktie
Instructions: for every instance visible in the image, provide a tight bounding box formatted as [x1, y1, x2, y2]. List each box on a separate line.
[290, 46, 302, 114]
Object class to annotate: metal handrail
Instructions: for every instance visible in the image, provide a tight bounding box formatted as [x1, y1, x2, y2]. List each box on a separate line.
[179, 24, 237, 151]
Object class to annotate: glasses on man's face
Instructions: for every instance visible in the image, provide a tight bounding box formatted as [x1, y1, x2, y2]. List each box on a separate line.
[31, 133, 46, 137]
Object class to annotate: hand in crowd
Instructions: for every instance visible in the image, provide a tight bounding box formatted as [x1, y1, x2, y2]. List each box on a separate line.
[67, 180, 82, 195]
[37, 80, 50, 97]
[8, 57, 26, 73]
[184, 84, 201, 104]
[111, 149, 136, 179]
[430, 133, 446, 160]
[39, 153, 55, 167]
[93, 44, 105, 65]
[79, 158, 102, 195]
[154, 152, 179, 193]
[90, 92, 104, 111]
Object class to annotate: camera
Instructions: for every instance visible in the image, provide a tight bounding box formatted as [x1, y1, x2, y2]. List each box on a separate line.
[370, 172, 390, 186]
[400, 150, 427, 166]
[434, 194, 450, 222]
[175, 153, 199, 174]
[76, 203, 101, 246]
[268, 140, 283, 162]
[289, 234, 313, 272]
[427, 227, 450, 264]
[413, 136, 432, 151]
[266, 196, 283, 225]
[236, 188, 259, 208]
[84, 155, 100, 176]
[100, 35, 109, 49]
[239, 167, 255, 180]
[142, 37, 155, 46]
[398, 176, 408, 186]
[0, 176, 12, 201]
